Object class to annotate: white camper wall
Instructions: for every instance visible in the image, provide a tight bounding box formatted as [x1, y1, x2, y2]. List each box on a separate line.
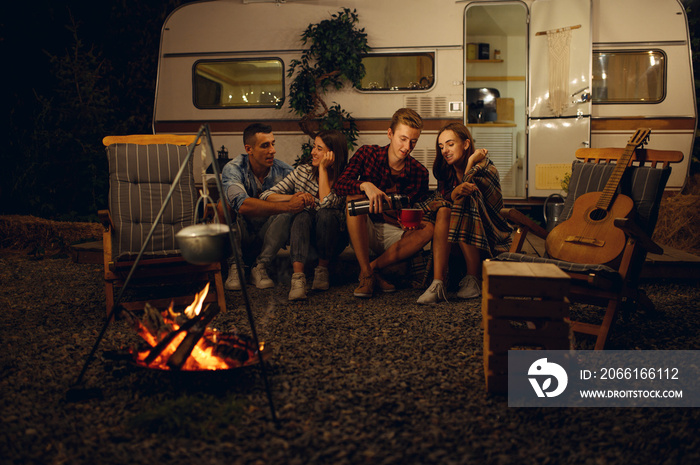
[155, 0, 469, 180]
[589, 0, 696, 190]
[154, 0, 695, 196]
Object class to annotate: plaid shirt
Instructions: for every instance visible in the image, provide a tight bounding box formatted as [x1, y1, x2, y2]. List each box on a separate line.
[333, 144, 429, 204]
[259, 164, 345, 210]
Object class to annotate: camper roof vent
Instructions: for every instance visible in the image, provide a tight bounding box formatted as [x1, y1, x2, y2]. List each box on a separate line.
[405, 96, 448, 118]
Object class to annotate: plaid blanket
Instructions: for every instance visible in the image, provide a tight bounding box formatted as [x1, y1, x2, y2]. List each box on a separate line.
[417, 159, 512, 258]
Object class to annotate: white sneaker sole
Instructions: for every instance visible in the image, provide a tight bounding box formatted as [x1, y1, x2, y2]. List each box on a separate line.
[253, 281, 274, 290]
[457, 290, 481, 299]
[225, 282, 242, 291]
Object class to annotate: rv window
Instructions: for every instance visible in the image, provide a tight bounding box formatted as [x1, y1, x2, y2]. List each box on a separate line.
[592, 51, 666, 104]
[193, 59, 284, 108]
[359, 53, 435, 91]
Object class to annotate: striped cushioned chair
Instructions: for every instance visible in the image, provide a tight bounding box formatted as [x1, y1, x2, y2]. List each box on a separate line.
[99, 135, 226, 318]
[494, 146, 683, 349]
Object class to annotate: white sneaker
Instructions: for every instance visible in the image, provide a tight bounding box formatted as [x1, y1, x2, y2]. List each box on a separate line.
[457, 275, 481, 299]
[225, 263, 242, 290]
[311, 266, 330, 291]
[288, 273, 307, 301]
[250, 263, 274, 289]
[417, 279, 448, 304]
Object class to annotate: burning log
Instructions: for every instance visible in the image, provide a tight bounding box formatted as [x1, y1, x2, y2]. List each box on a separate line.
[166, 304, 220, 370]
[143, 304, 216, 366]
[130, 283, 267, 371]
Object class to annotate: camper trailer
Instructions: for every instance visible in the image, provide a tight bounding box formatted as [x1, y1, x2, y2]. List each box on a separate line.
[153, 0, 696, 201]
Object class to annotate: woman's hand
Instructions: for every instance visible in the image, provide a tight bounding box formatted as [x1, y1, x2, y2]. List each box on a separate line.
[288, 192, 315, 212]
[467, 148, 488, 171]
[319, 151, 335, 170]
[451, 182, 478, 201]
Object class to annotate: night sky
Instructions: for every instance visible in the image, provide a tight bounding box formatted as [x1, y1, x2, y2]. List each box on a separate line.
[4, 1, 190, 126]
[6, 2, 111, 102]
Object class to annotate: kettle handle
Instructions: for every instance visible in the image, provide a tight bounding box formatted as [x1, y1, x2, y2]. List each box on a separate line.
[543, 193, 565, 223]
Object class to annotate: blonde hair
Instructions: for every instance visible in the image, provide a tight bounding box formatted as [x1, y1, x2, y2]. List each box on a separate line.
[390, 108, 423, 132]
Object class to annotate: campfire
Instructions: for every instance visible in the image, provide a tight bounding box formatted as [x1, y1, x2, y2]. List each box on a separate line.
[129, 283, 266, 371]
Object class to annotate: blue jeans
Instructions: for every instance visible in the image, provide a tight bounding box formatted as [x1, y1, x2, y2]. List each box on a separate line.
[234, 213, 293, 267]
[290, 208, 347, 265]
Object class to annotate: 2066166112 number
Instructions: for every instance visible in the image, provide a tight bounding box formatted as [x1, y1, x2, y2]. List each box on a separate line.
[599, 367, 679, 380]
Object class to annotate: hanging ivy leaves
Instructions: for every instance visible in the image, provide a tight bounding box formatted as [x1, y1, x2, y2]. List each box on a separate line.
[283, 8, 370, 165]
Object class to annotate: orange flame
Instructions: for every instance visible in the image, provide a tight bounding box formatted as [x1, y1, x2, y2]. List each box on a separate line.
[183, 282, 209, 319]
[131, 284, 261, 371]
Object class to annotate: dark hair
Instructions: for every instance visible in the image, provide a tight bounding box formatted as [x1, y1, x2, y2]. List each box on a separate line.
[243, 123, 273, 147]
[312, 130, 349, 184]
[390, 108, 423, 132]
[432, 122, 476, 181]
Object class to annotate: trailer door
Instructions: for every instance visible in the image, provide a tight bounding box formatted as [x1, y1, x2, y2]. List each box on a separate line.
[528, 0, 592, 197]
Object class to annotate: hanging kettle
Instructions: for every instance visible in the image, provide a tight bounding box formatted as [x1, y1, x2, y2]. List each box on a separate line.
[543, 193, 566, 231]
[176, 194, 231, 265]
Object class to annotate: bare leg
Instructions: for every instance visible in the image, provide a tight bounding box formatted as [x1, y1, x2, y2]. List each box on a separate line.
[346, 211, 372, 276]
[458, 242, 482, 277]
[431, 207, 451, 282]
[293, 261, 305, 273]
[371, 222, 434, 271]
[318, 258, 330, 268]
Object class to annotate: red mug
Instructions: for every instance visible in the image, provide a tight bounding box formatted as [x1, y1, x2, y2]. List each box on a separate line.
[399, 208, 423, 229]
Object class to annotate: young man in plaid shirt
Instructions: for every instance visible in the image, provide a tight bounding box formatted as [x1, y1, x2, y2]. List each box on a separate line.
[334, 108, 433, 298]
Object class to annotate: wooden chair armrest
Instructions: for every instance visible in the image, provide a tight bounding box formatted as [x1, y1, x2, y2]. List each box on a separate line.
[97, 209, 114, 270]
[98, 210, 113, 231]
[102, 134, 198, 146]
[613, 218, 663, 255]
[501, 208, 549, 240]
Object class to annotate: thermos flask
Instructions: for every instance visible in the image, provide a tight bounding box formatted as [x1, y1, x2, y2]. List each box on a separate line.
[347, 194, 410, 216]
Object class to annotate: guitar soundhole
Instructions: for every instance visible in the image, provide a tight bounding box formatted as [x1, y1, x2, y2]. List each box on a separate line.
[588, 208, 608, 222]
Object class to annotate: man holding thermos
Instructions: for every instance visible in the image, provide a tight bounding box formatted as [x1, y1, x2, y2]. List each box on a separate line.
[334, 108, 433, 298]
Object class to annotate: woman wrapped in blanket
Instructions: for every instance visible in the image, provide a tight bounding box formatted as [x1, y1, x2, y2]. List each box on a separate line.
[416, 122, 512, 304]
[260, 130, 349, 301]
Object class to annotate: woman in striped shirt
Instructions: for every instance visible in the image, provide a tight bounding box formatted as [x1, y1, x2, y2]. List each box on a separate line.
[261, 130, 349, 300]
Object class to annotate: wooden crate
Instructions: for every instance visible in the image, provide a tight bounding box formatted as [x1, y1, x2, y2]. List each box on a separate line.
[482, 261, 571, 393]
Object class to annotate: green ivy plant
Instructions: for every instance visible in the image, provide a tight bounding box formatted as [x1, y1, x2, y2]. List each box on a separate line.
[560, 171, 571, 195]
[282, 8, 370, 165]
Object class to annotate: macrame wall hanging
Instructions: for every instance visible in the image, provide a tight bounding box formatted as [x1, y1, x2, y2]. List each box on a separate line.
[536, 24, 581, 117]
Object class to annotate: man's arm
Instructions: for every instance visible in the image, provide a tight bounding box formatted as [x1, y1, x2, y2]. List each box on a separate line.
[239, 193, 309, 217]
[333, 147, 368, 196]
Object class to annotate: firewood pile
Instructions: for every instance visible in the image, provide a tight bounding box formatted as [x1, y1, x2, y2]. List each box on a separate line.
[653, 173, 700, 255]
[0, 215, 101, 255]
[129, 300, 264, 371]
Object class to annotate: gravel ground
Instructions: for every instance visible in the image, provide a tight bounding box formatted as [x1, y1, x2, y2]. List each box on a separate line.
[1, 250, 699, 465]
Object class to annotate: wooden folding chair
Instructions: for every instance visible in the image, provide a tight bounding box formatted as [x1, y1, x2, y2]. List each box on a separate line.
[99, 135, 227, 317]
[495, 145, 683, 349]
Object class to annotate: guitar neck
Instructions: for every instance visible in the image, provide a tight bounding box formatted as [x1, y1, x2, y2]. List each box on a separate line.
[596, 128, 650, 210]
[596, 145, 636, 210]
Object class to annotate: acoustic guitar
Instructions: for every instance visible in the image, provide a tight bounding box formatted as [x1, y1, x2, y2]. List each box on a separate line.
[545, 128, 651, 265]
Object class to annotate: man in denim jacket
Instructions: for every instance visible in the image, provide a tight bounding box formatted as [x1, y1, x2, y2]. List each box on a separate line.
[221, 123, 309, 290]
